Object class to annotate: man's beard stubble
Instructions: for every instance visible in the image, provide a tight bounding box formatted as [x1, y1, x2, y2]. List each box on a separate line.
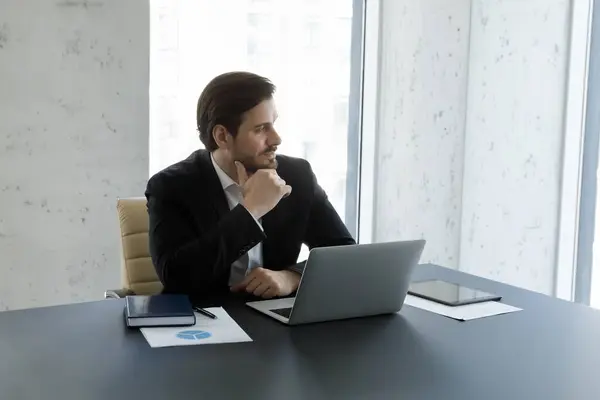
[236, 147, 278, 173]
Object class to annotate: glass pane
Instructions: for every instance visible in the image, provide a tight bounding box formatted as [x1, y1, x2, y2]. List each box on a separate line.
[591, 152, 600, 308]
[149, 0, 354, 260]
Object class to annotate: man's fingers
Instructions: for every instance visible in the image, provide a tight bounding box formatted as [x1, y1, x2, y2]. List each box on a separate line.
[282, 184, 292, 198]
[262, 287, 278, 299]
[230, 274, 253, 292]
[231, 267, 283, 298]
[230, 282, 245, 292]
[252, 282, 270, 297]
[235, 161, 249, 186]
[245, 277, 261, 293]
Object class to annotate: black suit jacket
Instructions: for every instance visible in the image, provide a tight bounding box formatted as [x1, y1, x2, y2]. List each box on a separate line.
[145, 149, 356, 301]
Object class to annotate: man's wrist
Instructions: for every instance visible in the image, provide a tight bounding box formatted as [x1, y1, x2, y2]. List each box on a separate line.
[282, 269, 301, 291]
[241, 199, 263, 220]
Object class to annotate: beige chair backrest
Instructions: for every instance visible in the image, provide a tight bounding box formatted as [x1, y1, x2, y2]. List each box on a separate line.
[117, 197, 163, 295]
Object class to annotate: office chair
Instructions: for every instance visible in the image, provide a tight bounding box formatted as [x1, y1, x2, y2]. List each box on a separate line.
[104, 197, 163, 298]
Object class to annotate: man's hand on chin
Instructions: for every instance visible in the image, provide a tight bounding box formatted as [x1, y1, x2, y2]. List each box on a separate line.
[230, 267, 301, 299]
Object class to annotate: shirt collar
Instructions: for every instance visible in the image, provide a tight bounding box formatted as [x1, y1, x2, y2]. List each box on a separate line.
[210, 153, 238, 190]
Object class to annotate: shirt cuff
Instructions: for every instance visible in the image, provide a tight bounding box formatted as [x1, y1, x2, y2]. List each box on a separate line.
[288, 261, 306, 275]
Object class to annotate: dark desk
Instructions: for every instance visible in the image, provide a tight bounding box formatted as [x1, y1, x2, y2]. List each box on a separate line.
[2, 264, 600, 399]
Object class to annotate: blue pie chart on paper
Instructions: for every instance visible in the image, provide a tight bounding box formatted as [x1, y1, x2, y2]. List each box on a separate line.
[176, 330, 212, 340]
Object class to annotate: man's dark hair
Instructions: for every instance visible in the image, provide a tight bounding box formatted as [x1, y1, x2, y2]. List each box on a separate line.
[196, 71, 276, 151]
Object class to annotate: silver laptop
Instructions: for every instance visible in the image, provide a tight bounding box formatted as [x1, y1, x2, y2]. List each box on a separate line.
[246, 240, 426, 325]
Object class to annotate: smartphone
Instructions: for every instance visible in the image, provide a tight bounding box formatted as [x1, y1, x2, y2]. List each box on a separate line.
[408, 279, 501, 307]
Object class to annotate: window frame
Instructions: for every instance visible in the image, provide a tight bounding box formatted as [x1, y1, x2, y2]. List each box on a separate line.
[344, 0, 366, 238]
[573, 0, 600, 305]
[355, 0, 380, 244]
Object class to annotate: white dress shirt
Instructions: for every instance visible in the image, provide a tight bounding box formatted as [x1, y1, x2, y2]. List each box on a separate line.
[210, 154, 263, 286]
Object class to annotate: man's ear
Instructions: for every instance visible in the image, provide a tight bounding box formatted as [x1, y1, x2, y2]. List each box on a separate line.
[212, 125, 230, 149]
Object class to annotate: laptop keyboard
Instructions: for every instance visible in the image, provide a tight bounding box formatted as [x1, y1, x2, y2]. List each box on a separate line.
[271, 307, 292, 318]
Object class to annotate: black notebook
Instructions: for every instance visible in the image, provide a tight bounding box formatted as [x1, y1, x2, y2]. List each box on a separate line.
[124, 294, 196, 327]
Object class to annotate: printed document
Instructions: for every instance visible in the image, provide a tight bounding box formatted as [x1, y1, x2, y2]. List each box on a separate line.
[403, 294, 522, 321]
[140, 307, 252, 348]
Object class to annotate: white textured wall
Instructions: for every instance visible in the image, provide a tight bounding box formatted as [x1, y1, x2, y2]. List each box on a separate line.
[375, 0, 572, 294]
[0, 0, 149, 310]
[460, 0, 570, 293]
[375, 0, 472, 269]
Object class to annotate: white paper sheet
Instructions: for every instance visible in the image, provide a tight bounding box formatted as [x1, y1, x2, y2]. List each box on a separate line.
[140, 307, 252, 348]
[403, 294, 522, 321]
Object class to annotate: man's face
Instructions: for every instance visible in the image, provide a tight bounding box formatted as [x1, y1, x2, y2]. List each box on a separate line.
[230, 98, 281, 172]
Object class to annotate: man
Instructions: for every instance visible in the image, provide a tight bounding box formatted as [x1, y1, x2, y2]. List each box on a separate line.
[146, 71, 355, 303]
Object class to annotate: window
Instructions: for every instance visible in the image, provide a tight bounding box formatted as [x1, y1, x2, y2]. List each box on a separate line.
[304, 19, 322, 48]
[149, 0, 362, 258]
[579, 2, 600, 307]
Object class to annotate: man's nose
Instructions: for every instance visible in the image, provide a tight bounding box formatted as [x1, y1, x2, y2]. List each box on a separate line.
[269, 128, 282, 146]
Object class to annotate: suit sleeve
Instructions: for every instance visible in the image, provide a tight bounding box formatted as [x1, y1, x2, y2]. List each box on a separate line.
[146, 176, 265, 294]
[299, 161, 356, 269]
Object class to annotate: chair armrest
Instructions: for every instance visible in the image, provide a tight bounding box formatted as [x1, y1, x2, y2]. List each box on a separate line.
[104, 288, 136, 299]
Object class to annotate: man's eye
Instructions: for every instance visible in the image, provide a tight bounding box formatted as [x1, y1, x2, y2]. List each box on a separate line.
[255, 125, 266, 133]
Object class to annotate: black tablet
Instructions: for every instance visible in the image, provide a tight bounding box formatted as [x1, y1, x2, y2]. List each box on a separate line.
[408, 280, 502, 306]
